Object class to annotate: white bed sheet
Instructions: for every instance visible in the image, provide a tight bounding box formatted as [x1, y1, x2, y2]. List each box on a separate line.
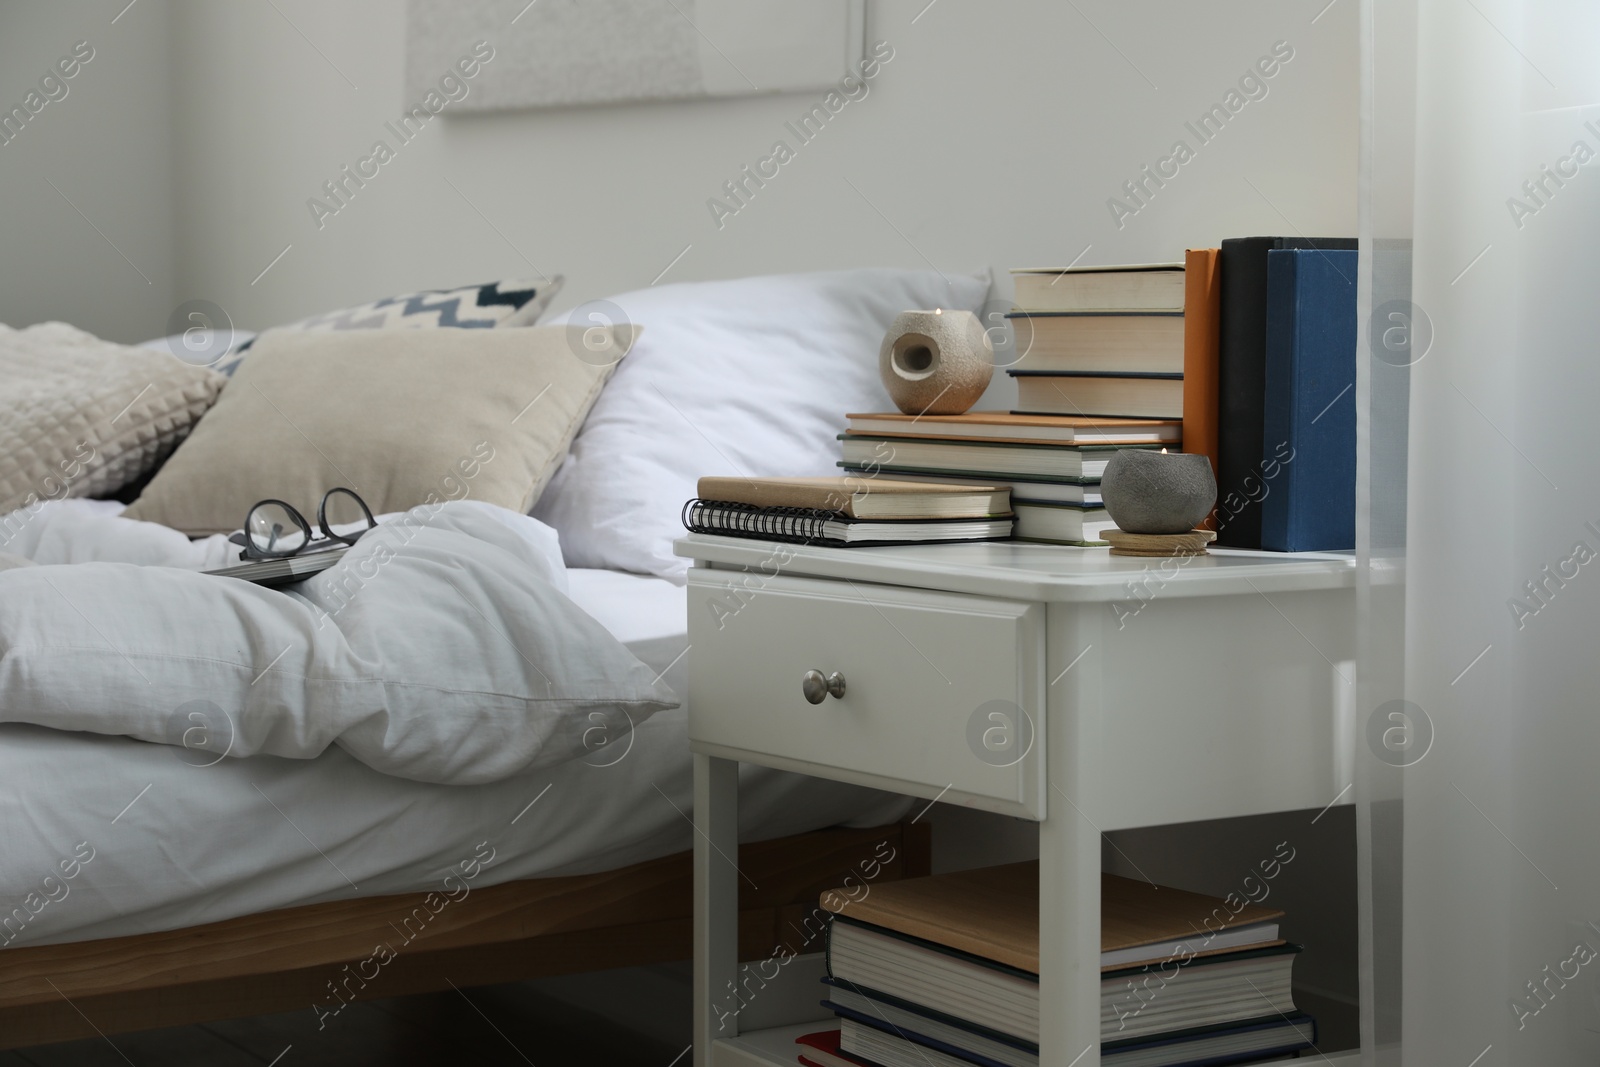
[0, 567, 912, 947]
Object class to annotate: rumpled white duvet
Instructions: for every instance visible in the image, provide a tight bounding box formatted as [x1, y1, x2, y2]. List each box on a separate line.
[0, 499, 679, 785]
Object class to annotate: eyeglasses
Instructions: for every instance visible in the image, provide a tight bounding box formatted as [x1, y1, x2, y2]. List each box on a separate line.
[229, 487, 377, 560]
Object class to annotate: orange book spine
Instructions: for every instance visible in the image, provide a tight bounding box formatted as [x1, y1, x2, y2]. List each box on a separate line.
[1183, 248, 1223, 485]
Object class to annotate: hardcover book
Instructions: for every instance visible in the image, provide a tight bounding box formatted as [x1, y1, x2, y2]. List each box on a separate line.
[1011, 263, 1185, 312]
[826, 996, 1317, 1067]
[1011, 500, 1117, 546]
[839, 435, 1152, 483]
[1181, 248, 1222, 482]
[1216, 236, 1357, 547]
[839, 468, 1106, 507]
[1005, 311, 1185, 375]
[844, 412, 1181, 446]
[822, 862, 1283, 974]
[694, 475, 1008, 519]
[1011, 372, 1184, 420]
[1259, 248, 1358, 551]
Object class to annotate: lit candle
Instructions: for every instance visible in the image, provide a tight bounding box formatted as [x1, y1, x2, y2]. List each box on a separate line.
[1100, 449, 1217, 534]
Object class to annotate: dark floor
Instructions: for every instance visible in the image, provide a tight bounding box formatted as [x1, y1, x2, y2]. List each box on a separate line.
[2, 982, 688, 1067]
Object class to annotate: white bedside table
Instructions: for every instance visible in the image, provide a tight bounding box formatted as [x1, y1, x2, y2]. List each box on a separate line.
[677, 534, 1364, 1067]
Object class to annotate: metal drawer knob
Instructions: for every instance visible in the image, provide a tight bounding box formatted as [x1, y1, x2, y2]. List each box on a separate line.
[801, 669, 847, 704]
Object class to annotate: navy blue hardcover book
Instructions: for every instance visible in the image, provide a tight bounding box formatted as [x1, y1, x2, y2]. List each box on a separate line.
[1216, 236, 1357, 548]
[1259, 248, 1358, 552]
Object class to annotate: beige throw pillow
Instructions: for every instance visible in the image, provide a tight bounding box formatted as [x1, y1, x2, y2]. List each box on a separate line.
[0, 322, 225, 521]
[122, 324, 633, 536]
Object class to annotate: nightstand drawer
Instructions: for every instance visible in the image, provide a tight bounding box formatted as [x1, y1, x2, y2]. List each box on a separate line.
[687, 569, 1045, 818]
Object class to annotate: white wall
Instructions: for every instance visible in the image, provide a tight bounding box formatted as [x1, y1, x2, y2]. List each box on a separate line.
[161, 0, 1357, 332]
[0, 0, 176, 342]
[2, 1, 1357, 338]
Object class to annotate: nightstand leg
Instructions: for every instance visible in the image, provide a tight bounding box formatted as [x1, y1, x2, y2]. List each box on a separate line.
[1040, 814, 1102, 1063]
[1041, 603, 1104, 1063]
[694, 752, 739, 1066]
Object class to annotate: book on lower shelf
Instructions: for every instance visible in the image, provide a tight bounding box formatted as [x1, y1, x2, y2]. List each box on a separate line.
[816, 861, 1316, 1067]
[815, 1009, 1318, 1067]
[683, 476, 1013, 547]
[795, 1028, 866, 1067]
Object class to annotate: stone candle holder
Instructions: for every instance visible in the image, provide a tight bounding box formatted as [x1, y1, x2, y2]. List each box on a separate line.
[1100, 449, 1217, 535]
[879, 309, 993, 415]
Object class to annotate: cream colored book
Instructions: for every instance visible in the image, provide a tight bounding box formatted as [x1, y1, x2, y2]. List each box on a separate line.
[844, 411, 1182, 445]
[1006, 311, 1186, 375]
[1013, 374, 1185, 419]
[1011, 263, 1185, 312]
[694, 476, 1009, 520]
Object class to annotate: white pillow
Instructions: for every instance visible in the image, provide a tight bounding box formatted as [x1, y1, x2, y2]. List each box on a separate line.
[535, 268, 991, 579]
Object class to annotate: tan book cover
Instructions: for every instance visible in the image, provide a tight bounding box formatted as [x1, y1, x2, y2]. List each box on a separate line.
[694, 476, 1008, 520]
[822, 860, 1283, 974]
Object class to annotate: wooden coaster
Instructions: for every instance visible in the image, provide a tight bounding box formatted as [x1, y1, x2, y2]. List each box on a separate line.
[1103, 528, 1217, 557]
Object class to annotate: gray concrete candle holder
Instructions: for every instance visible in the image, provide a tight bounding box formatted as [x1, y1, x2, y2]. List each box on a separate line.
[879, 309, 993, 415]
[1100, 449, 1217, 535]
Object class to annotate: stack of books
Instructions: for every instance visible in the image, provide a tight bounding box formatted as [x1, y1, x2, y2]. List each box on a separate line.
[1002, 244, 1360, 553]
[1007, 264, 1186, 420]
[838, 414, 1177, 546]
[799, 861, 1316, 1067]
[681, 475, 1013, 547]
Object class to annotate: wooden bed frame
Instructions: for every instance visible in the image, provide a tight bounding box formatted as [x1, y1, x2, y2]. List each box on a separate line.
[0, 820, 929, 1049]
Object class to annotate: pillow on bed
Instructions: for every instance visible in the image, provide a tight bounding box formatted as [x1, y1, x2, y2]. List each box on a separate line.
[533, 267, 991, 579]
[215, 276, 564, 376]
[0, 322, 226, 523]
[121, 323, 633, 535]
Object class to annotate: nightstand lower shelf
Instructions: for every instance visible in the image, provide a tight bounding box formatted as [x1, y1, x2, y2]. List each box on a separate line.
[710, 1022, 1368, 1067]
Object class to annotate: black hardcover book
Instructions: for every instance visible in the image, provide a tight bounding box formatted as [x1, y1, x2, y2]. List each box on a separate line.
[1216, 236, 1357, 548]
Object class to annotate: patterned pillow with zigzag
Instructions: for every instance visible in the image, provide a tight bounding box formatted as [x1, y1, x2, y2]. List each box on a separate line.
[217, 276, 563, 376]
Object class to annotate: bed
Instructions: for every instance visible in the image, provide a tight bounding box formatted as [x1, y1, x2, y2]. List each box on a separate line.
[0, 551, 923, 1047]
[0, 265, 991, 1049]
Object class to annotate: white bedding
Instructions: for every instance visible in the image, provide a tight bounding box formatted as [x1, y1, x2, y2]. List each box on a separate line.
[0, 522, 912, 948]
[0, 499, 677, 784]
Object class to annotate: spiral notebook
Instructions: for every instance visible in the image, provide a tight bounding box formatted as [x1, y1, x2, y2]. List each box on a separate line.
[681, 499, 1013, 547]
